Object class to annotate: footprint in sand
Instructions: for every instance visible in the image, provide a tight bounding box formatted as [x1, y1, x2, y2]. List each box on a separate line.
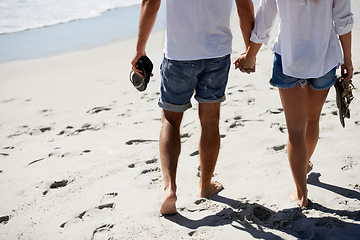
[178, 198, 209, 213]
[267, 144, 286, 153]
[91, 224, 114, 240]
[60, 194, 116, 228]
[43, 180, 70, 196]
[194, 199, 206, 205]
[140, 167, 161, 175]
[58, 123, 107, 136]
[39, 109, 54, 117]
[190, 150, 199, 157]
[27, 149, 90, 166]
[181, 133, 192, 143]
[58, 126, 74, 135]
[228, 121, 244, 130]
[231, 202, 275, 224]
[1, 146, 14, 158]
[252, 206, 273, 222]
[270, 122, 287, 133]
[125, 139, 158, 145]
[225, 116, 243, 129]
[8, 125, 52, 138]
[145, 158, 158, 164]
[226, 116, 264, 130]
[248, 98, 255, 105]
[87, 106, 111, 114]
[27, 158, 45, 166]
[128, 158, 161, 183]
[259, 108, 284, 116]
[0, 98, 15, 103]
[0, 215, 10, 224]
[128, 158, 158, 168]
[101, 193, 118, 202]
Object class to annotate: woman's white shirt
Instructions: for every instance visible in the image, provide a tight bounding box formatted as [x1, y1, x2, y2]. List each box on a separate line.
[250, 0, 354, 78]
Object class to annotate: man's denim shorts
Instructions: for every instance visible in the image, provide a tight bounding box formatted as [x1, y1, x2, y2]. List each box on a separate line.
[270, 53, 336, 90]
[158, 54, 231, 112]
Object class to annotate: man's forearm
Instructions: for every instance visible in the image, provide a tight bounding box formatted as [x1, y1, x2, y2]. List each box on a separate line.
[236, 0, 255, 48]
[136, 0, 161, 53]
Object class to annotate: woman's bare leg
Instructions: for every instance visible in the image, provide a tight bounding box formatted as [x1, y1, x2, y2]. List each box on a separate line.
[279, 85, 309, 207]
[305, 87, 330, 172]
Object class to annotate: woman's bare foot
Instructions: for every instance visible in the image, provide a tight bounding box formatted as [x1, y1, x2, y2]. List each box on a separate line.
[307, 161, 313, 174]
[289, 191, 308, 207]
[199, 181, 223, 198]
[160, 189, 177, 215]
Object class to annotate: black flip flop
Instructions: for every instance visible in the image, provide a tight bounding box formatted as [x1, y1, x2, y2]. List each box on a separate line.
[129, 56, 154, 92]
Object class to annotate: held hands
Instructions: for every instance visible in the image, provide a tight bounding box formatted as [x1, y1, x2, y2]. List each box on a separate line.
[233, 52, 256, 74]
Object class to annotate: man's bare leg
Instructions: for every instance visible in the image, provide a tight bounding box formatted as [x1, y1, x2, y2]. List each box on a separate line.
[159, 110, 183, 214]
[198, 102, 223, 198]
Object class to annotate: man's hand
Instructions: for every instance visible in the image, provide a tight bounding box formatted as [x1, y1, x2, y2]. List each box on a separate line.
[131, 0, 161, 78]
[131, 50, 146, 78]
[233, 53, 256, 74]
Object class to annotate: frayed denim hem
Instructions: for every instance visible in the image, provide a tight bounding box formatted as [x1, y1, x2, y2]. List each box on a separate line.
[269, 78, 307, 89]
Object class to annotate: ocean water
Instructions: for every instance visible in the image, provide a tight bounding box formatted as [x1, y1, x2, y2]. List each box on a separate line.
[0, 0, 259, 62]
[0, 0, 141, 34]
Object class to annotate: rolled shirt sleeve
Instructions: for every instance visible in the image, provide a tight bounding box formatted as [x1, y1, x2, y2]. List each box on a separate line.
[333, 0, 354, 35]
[250, 0, 278, 45]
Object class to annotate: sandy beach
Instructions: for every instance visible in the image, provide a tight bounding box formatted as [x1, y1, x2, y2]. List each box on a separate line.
[1, 3, 360, 240]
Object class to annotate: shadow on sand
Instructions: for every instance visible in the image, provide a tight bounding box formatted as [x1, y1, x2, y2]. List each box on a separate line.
[164, 172, 360, 239]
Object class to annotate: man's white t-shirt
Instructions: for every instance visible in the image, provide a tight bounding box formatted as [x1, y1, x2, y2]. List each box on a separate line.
[164, 0, 233, 60]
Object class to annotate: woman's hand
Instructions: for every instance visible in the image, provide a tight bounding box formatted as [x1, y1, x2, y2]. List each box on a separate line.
[233, 53, 256, 74]
[341, 58, 353, 81]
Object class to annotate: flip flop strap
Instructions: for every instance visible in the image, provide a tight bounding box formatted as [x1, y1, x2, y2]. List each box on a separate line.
[129, 70, 146, 89]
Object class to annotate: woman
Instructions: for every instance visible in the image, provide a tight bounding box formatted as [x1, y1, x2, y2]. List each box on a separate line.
[234, 0, 354, 207]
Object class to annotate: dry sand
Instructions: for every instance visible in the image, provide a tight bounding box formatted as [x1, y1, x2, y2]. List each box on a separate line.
[1, 3, 360, 240]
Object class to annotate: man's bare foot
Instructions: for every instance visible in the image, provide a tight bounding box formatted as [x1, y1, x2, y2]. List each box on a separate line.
[199, 181, 223, 198]
[289, 191, 308, 207]
[307, 161, 313, 174]
[160, 189, 177, 215]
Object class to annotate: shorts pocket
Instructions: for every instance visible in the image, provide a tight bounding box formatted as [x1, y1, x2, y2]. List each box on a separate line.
[161, 58, 197, 94]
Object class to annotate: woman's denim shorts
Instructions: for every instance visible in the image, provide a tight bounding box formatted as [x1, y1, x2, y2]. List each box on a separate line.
[270, 53, 336, 90]
[159, 54, 231, 112]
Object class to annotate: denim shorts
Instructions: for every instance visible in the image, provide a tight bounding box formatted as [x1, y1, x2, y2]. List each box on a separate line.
[270, 53, 336, 90]
[159, 54, 231, 112]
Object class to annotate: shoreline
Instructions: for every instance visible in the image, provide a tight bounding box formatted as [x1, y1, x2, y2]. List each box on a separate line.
[0, 4, 166, 63]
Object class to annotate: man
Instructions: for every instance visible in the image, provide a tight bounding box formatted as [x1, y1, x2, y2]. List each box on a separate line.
[131, 0, 254, 215]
